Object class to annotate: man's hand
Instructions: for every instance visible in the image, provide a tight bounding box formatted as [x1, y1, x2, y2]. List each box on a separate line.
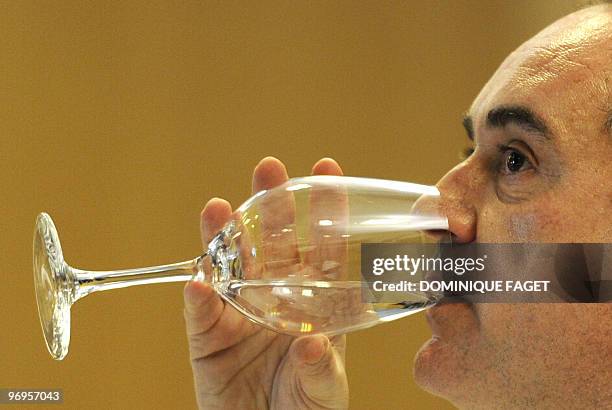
[184, 157, 349, 410]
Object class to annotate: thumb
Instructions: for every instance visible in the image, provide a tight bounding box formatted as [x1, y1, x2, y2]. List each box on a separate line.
[290, 335, 349, 408]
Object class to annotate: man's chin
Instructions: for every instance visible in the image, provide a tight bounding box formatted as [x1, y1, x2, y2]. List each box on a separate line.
[413, 336, 454, 396]
[413, 303, 480, 398]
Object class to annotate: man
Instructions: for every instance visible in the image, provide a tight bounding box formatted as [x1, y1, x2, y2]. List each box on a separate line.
[183, 3, 611, 409]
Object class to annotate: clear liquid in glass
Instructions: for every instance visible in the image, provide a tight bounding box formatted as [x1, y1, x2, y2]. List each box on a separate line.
[217, 280, 436, 336]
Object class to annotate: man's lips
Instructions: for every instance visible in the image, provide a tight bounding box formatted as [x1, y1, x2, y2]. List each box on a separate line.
[425, 305, 445, 338]
[424, 268, 442, 283]
[425, 299, 479, 340]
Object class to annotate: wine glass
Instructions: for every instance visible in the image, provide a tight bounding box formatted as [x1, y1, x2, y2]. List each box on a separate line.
[34, 175, 448, 360]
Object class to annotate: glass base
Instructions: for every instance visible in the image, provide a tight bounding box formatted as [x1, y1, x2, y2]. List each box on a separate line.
[33, 213, 74, 360]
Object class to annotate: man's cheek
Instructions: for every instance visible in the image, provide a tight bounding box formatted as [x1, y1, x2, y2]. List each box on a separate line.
[509, 213, 537, 241]
[504, 206, 563, 242]
[478, 201, 562, 242]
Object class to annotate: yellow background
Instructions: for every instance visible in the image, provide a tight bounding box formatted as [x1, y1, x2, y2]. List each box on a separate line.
[1, 1, 579, 409]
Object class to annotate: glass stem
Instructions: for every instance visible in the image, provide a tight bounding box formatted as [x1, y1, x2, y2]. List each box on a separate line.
[72, 254, 207, 300]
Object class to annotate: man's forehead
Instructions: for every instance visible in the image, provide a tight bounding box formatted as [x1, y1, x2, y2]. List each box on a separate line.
[513, 6, 611, 77]
[469, 5, 611, 133]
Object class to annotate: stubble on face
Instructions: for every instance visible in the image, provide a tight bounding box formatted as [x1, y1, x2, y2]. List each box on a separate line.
[414, 5, 612, 409]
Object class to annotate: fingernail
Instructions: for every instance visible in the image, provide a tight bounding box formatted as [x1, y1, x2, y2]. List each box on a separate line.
[303, 336, 328, 365]
[183, 282, 204, 309]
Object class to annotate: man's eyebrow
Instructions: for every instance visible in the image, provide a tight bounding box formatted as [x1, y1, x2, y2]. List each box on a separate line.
[462, 115, 474, 141]
[486, 105, 551, 138]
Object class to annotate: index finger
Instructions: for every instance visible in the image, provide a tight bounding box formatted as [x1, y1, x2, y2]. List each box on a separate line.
[252, 157, 301, 277]
[304, 158, 349, 280]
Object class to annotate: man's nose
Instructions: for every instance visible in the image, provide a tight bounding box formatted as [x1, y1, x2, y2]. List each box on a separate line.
[413, 162, 478, 244]
[437, 162, 479, 243]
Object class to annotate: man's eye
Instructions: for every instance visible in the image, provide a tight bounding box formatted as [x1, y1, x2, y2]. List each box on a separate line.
[502, 149, 532, 174]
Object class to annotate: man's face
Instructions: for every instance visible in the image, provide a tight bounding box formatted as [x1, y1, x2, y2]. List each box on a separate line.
[414, 5, 612, 409]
